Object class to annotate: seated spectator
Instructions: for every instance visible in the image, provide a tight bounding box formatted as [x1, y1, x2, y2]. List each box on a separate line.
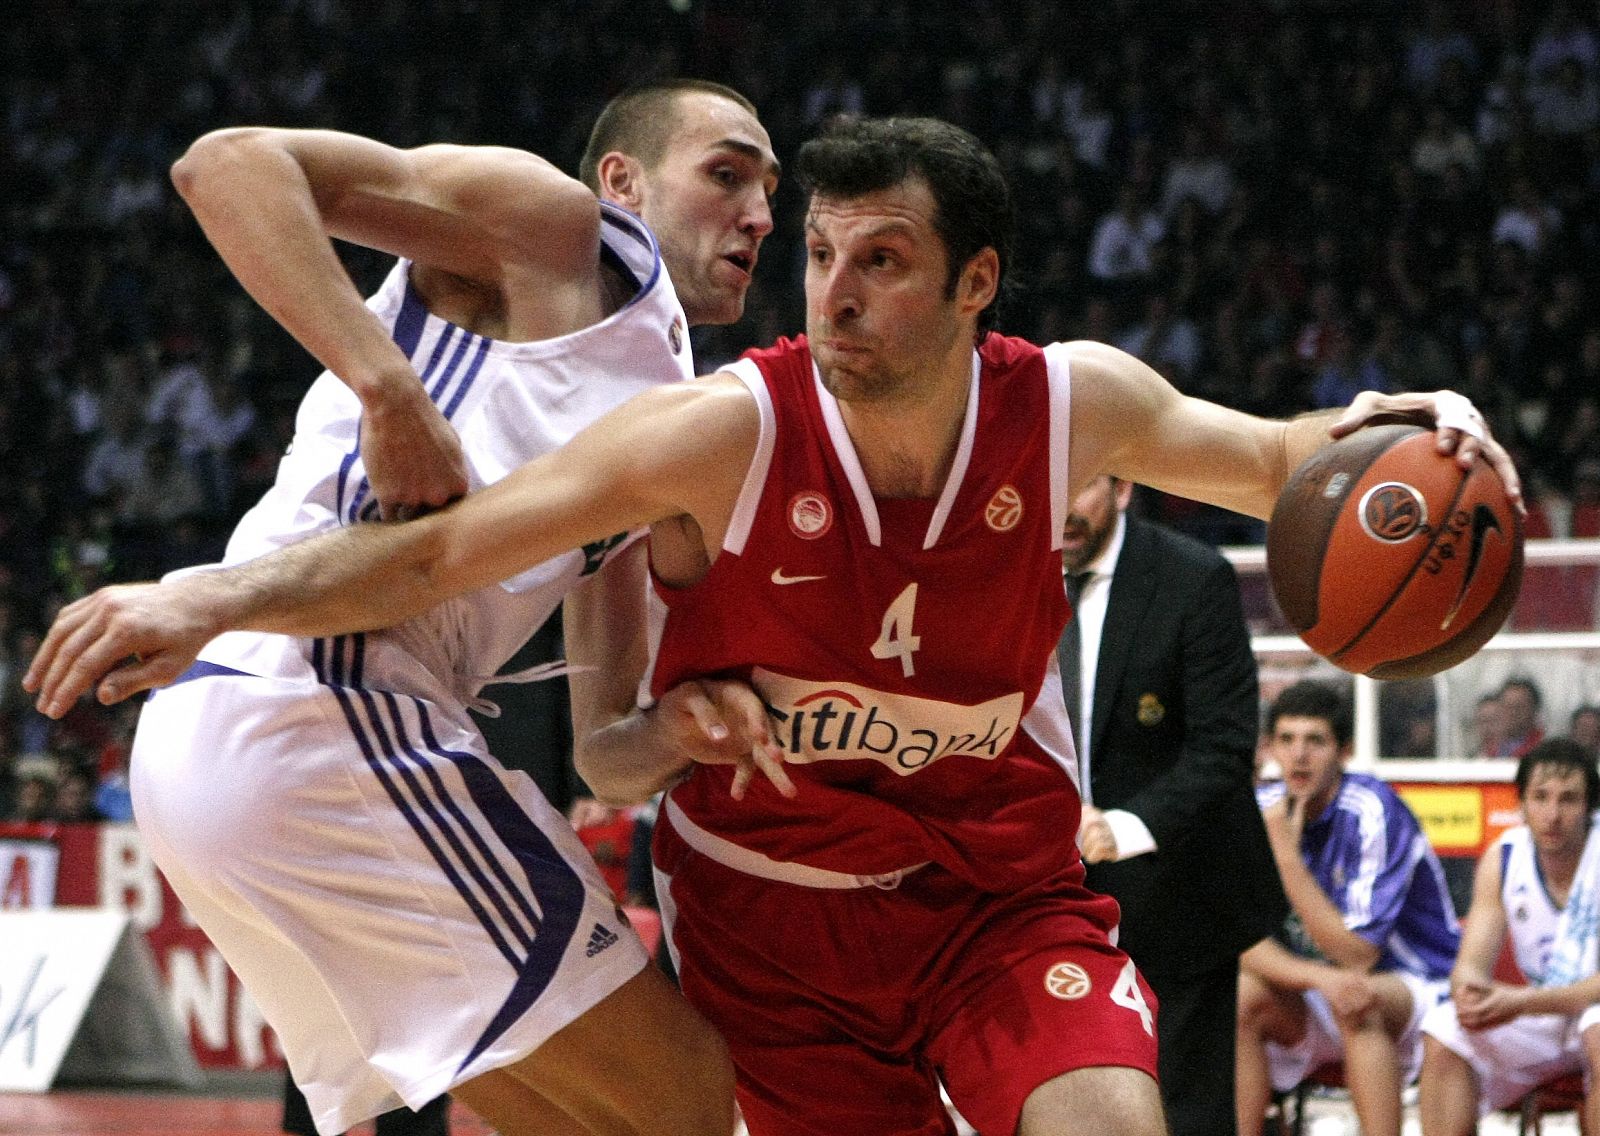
[1418, 739, 1600, 1136]
[1497, 677, 1547, 758]
[1087, 183, 1165, 287]
[1237, 681, 1460, 1136]
[1411, 105, 1481, 181]
[1527, 0, 1599, 83]
[1569, 707, 1600, 758]
[1528, 57, 1600, 139]
[1160, 124, 1235, 217]
[1472, 693, 1507, 759]
[1404, 1, 1480, 94]
[52, 767, 103, 822]
[81, 395, 151, 506]
[1114, 291, 1203, 386]
[1311, 324, 1385, 410]
[9, 756, 58, 822]
[116, 437, 206, 530]
[1490, 177, 1562, 258]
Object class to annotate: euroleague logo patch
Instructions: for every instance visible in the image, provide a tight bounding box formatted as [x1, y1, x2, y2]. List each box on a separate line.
[985, 484, 1023, 532]
[667, 314, 685, 354]
[1358, 482, 1428, 543]
[788, 491, 833, 539]
[1044, 961, 1092, 1000]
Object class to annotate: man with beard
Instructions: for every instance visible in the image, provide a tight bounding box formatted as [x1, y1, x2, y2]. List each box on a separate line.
[1059, 474, 1286, 1136]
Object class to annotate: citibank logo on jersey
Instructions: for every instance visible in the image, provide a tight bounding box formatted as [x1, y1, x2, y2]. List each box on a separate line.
[752, 667, 1024, 774]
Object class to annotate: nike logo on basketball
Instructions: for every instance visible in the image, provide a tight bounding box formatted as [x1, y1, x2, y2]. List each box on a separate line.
[1441, 504, 1500, 630]
[585, 923, 619, 958]
[771, 568, 826, 585]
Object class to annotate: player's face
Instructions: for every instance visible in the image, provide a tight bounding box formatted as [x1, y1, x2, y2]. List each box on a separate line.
[636, 92, 778, 327]
[805, 176, 991, 403]
[1061, 476, 1132, 573]
[1521, 765, 1591, 858]
[1270, 714, 1346, 816]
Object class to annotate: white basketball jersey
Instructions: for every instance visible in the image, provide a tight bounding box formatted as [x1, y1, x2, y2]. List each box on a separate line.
[198, 203, 693, 709]
[1499, 825, 1564, 983]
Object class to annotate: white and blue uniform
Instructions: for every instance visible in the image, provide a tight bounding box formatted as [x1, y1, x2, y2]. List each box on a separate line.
[130, 204, 692, 1135]
[1255, 772, 1461, 1090]
[1421, 824, 1600, 1114]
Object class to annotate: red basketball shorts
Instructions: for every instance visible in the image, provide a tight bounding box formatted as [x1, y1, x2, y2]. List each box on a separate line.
[653, 813, 1160, 1136]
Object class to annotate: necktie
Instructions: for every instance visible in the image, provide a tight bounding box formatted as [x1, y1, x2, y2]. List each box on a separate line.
[1058, 571, 1091, 750]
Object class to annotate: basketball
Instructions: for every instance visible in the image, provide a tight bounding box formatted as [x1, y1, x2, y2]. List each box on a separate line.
[1267, 424, 1524, 680]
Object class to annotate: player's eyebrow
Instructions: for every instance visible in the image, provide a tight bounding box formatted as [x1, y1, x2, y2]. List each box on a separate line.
[804, 216, 918, 242]
[710, 138, 782, 180]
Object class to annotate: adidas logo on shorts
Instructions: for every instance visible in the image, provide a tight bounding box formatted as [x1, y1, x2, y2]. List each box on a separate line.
[585, 922, 620, 958]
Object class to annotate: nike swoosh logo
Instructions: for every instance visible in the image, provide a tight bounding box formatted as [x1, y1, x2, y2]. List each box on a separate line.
[1441, 504, 1500, 630]
[771, 568, 827, 586]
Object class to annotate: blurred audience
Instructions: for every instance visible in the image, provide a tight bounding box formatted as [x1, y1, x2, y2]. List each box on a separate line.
[2, 0, 1598, 773]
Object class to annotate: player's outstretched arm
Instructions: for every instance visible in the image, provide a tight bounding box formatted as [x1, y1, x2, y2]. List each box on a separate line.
[171, 128, 601, 518]
[1062, 342, 1521, 518]
[27, 375, 757, 716]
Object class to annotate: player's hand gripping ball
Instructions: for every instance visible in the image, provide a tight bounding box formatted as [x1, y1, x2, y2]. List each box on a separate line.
[1267, 424, 1523, 679]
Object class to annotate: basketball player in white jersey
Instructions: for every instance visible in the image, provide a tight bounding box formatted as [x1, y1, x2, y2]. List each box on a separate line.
[39, 80, 776, 1136]
[29, 115, 1516, 1136]
[1418, 738, 1600, 1136]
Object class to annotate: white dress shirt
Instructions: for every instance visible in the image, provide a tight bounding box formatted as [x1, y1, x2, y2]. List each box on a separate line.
[1068, 512, 1157, 861]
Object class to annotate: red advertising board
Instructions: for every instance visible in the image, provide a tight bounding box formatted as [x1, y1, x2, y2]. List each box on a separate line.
[0, 821, 282, 1071]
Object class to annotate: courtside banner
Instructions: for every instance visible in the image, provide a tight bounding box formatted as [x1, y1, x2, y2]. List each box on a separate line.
[0, 909, 127, 1090]
[0, 822, 281, 1071]
[0, 839, 59, 910]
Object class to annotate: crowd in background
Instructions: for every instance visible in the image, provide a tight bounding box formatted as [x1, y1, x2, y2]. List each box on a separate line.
[4, 0, 1600, 819]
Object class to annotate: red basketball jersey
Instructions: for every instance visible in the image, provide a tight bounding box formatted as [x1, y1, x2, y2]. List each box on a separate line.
[650, 334, 1081, 892]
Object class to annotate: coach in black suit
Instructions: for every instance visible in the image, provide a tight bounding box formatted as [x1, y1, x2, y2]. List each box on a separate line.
[1059, 476, 1288, 1136]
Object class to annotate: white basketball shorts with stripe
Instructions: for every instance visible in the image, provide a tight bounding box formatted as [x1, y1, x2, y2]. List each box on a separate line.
[130, 669, 648, 1136]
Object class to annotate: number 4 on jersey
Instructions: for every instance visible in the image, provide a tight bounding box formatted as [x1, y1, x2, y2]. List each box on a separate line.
[871, 583, 922, 677]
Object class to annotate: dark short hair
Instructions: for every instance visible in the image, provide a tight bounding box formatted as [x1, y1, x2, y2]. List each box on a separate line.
[578, 79, 758, 192]
[1515, 737, 1600, 810]
[1500, 676, 1543, 709]
[795, 115, 1013, 340]
[1266, 681, 1352, 748]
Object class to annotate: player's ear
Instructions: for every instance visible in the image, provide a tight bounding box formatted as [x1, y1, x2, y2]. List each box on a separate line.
[957, 247, 999, 316]
[597, 152, 646, 212]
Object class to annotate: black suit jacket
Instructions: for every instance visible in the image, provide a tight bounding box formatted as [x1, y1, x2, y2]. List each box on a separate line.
[1078, 516, 1287, 980]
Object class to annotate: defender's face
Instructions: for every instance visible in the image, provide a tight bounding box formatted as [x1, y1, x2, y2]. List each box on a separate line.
[804, 176, 970, 404]
[1270, 714, 1346, 817]
[636, 92, 777, 327]
[1521, 765, 1591, 859]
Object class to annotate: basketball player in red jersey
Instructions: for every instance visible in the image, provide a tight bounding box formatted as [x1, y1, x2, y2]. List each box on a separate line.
[31, 116, 1518, 1136]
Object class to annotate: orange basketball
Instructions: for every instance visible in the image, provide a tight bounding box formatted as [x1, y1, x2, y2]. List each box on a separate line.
[1267, 424, 1523, 679]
